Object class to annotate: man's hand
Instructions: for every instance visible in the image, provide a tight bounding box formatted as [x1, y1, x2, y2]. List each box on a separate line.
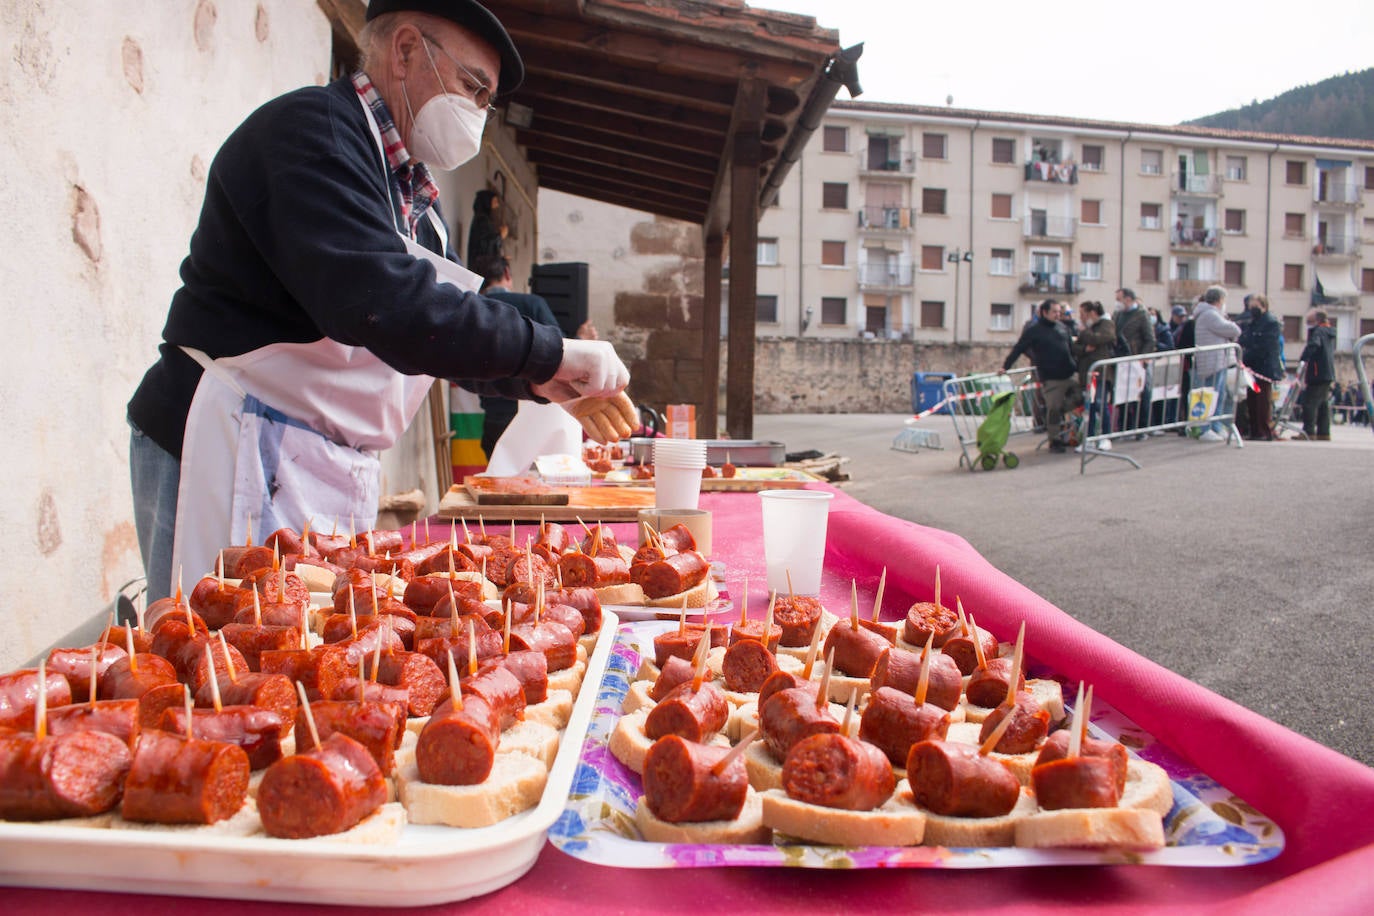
[534, 339, 628, 402]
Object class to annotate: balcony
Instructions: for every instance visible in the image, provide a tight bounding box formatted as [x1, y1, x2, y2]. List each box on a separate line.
[857, 262, 914, 289]
[857, 206, 915, 232]
[1313, 234, 1361, 257]
[1172, 173, 1221, 195]
[1019, 271, 1080, 295]
[1024, 160, 1078, 184]
[1168, 278, 1214, 302]
[1170, 227, 1220, 250]
[1315, 182, 1361, 206]
[859, 149, 916, 176]
[1023, 214, 1077, 240]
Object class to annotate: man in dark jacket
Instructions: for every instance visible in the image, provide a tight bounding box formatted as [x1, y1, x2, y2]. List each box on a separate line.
[1112, 288, 1156, 435]
[1238, 294, 1284, 440]
[1004, 299, 1079, 452]
[1073, 301, 1115, 447]
[1299, 309, 1337, 440]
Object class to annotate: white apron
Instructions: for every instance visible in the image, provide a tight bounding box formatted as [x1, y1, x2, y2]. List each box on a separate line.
[168, 93, 481, 591]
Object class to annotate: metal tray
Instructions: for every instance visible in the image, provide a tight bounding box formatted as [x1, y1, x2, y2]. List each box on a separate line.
[628, 439, 786, 467]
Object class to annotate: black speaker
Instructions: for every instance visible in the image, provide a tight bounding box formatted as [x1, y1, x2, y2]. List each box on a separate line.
[530, 262, 589, 339]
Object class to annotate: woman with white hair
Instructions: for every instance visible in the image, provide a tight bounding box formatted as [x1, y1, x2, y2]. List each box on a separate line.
[1190, 285, 1242, 441]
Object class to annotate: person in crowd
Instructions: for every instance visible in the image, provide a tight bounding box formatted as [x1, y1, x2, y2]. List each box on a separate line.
[1190, 286, 1241, 441]
[1299, 309, 1336, 440]
[1003, 299, 1079, 453]
[1173, 304, 1197, 435]
[1072, 300, 1115, 450]
[1149, 307, 1175, 350]
[1331, 381, 1347, 425]
[466, 189, 506, 267]
[1113, 288, 1156, 436]
[125, 0, 631, 601]
[1056, 301, 1079, 337]
[1238, 293, 1284, 440]
[1169, 303, 1189, 339]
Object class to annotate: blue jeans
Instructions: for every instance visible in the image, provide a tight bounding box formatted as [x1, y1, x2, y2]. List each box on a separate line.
[129, 420, 180, 603]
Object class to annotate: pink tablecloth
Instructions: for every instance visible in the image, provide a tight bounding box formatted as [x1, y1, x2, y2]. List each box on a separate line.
[9, 485, 1374, 913]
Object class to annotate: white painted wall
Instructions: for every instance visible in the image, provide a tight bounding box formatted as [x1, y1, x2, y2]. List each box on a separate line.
[0, 1, 330, 669]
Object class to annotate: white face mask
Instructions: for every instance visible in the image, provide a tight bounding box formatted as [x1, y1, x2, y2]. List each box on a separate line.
[401, 42, 487, 171]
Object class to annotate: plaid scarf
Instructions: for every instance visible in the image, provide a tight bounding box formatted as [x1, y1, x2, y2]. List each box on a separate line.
[352, 70, 439, 239]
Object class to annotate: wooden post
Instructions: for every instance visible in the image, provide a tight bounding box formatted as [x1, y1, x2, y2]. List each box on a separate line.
[726, 79, 765, 440]
[701, 232, 724, 438]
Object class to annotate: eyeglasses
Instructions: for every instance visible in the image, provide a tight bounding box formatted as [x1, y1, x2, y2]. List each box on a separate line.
[419, 32, 494, 111]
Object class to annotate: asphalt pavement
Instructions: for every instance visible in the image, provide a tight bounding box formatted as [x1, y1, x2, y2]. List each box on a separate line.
[754, 412, 1374, 768]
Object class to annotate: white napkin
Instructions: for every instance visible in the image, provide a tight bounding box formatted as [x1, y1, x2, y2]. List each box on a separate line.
[486, 400, 582, 476]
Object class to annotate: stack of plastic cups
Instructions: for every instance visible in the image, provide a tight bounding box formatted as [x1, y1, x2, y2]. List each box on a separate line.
[652, 438, 707, 509]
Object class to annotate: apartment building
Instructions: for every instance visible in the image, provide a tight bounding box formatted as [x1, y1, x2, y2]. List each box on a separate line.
[756, 99, 1374, 360]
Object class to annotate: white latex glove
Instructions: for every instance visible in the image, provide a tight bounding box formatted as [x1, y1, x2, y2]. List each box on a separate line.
[534, 339, 629, 402]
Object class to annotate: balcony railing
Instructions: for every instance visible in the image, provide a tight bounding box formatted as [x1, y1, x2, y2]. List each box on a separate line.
[1023, 214, 1077, 239]
[857, 206, 915, 231]
[1173, 173, 1220, 195]
[1313, 234, 1361, 256]
[1018, 271, 1080, 294]
[1316, 182, 1361, 205]
[1024, 161, 1078, 184]
[1170, 227, 1219, 249]
[1168, 278, 1216, 301]
[859, 149, 916, 175]
[858, 262, 914, 288]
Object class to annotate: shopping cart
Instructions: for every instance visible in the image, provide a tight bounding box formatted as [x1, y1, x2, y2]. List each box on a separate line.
[972, 391, 1022, 470]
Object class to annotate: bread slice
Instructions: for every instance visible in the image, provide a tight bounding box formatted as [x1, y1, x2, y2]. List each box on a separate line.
[909, 785, 1038, 847]
[634, 788, 771, 844]
[744, 740, 783, 791]
[944, 721, 1040, 785]
[500, 719, 561, 769]
[1, 813, 115, 829]
[644, 576, 718, 610]
[526, 688, 574, 730]
[622, 680, 657, 715]
[397, 752, 547, 828]
[962, 679, 1065, 725]
[1122, 758, 1174, 817]
[759, 788, 926, 846]
[595, 582, 647, 606]
[608, 710, 729, 775]
[307, 801, 406, 845]
[727, 701, 759, 743]
[1013, 804, 1165, 849]
[547, 650, 587, 696]
[291, 563, 336, 593]
[112, 797, 261, 837]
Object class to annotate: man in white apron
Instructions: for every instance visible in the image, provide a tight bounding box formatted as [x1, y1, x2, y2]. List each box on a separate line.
[128, 0, 628, 601]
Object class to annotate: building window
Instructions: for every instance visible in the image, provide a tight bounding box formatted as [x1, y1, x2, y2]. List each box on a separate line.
[1139, 256, 1161, 283]
[1286, 160, 1306, 185]
[1081, 144, 1104, 171]
[920, 245, 944, 271]
[920, 300, 945, 328]
[1283, 315, 1303, 340]
[989, 248, 1014, 276]
[1140, 203, 1161, 230]
[1080, 253, 1102, 280]
[921, 187, 947, 214]
[1081, 199, 1102, 225]
[1224, 260, 1245, 287]
[756, 295, 778, 323]
[821, 240, 846, 266]
[1363, 268, 1374, 294]
[822, 182, 849, 209]
[1284, 213, 1305, 238]
[992, 138, 1016, 164]
[990, 303, 1013, 331]
[1366, 166, 1374, 191]
[1283, 264, 1303, 289]
[820, 297, 846, 325]
[1224, 209, 1245, 234]
[1141, 149, 1163, 175]
[1362, 318, 1374, 337]
[1226, 156, 1247, 181]
[991, 193, 1012, 219]
[922, 133, 947, 159]
[757, 238, 779, 266]
[822, 125, 847, 152]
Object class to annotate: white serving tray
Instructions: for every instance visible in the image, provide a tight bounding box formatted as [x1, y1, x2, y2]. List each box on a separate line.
[0, 612, 619, 907]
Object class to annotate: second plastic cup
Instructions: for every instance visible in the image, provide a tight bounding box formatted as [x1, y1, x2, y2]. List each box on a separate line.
[759, 489, 834, 595]
[654, 464, 703, 509]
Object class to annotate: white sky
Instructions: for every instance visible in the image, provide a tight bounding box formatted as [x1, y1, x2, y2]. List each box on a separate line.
[760, 0, 1374, 126]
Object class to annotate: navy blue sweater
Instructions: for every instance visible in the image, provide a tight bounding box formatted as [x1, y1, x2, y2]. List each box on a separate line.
[129, 76, 563, 459]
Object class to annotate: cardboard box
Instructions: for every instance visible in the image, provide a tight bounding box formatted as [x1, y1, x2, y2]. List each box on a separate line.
[666, 404, 695, 439]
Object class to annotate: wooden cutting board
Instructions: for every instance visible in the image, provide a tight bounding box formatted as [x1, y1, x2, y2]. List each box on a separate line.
[438, 484, 655, 521]
[463, 484, 570, 506]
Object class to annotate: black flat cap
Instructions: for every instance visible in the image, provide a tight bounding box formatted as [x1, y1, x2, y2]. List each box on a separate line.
[366, 0, 524, 97]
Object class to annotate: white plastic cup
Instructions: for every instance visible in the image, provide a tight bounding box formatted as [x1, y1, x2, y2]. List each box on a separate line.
[759, 490, 834, 596]
[654, 464, 703, 509]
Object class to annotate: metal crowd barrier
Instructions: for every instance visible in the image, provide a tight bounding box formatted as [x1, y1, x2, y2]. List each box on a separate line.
[1078, 343, 1244, 473]
[1272, 362, 1307, 440]
[941, 367, 1043, 470]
